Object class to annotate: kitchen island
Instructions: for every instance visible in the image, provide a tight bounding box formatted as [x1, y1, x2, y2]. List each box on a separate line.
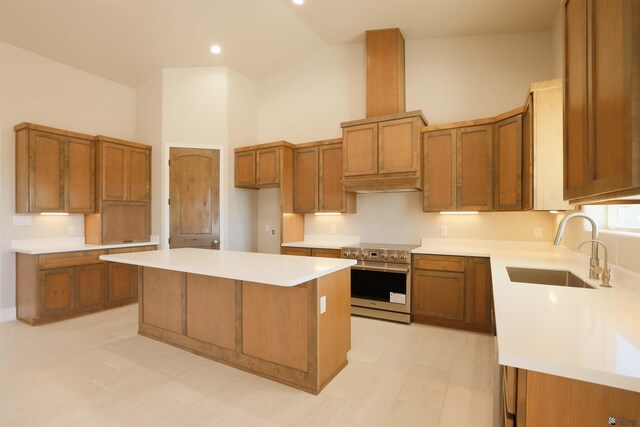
[100, 247, 356, 394]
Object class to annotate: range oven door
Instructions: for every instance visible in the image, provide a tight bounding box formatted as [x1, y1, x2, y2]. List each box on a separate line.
[350, 262, 411, 314]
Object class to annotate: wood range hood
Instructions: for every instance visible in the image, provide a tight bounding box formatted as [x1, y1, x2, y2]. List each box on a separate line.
[340, 28, 427, 193]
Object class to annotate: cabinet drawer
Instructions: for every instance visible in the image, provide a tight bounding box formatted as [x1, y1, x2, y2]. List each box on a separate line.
[413, 254, 465, 272]
[107, 245, 156, 255]
[281, 247, 312, 256]
[39, 250, 106, 269]
[311, 248, 341, 258]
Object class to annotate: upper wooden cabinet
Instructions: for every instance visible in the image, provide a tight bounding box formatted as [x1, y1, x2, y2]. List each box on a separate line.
[564, 0, 640, 203]
[457, 125, 494, 211]
[234, 141, 294, 189]
[423, 123, 496, 212]
[341, 111, 427, 192]
[423, 110, 530, 212]
[85, 136, 151, 245]
[293, 139, 356, 214]
[97, 137, 150, 203]
[15, 123, 95, 214]
[494, 116, 522, 211]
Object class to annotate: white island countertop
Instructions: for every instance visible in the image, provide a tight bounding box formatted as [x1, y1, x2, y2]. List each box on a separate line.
[414, 239, 640, 393]
[101, 247, 356, 287]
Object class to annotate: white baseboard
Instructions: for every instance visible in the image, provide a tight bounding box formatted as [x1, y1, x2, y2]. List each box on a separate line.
[0, 307, 17, 322]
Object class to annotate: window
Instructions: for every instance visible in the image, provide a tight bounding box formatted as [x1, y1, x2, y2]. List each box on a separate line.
[607, 205, 640, 231]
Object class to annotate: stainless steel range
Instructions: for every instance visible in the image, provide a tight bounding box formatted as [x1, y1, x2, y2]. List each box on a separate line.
[341, 243, 418, 323]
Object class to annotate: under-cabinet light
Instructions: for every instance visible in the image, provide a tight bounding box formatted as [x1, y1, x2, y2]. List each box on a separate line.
[40, 212, 69, 216]
[210, 45, 222, 54]
[314, 212, 342, 216]
[439, 211, 479, 215]
[549, 210, 561, 214]
[292, 0, 304, 4]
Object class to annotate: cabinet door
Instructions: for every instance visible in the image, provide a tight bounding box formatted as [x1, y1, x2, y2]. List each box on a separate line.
[319, 145, 347, 212]
[109, 263, 138, 301]
[293, 147, 319, 213]
[76, 263, 107, 309]
[235, 151, 256, 187]
[343, 123, 378, 176]
[378, 117, 419, 174]
[412, 270, 465, 322]
[29, 131, 65, 212]
[564, 0, 589, 200]
[494, 115, 523, 211]
[128, 147, 150, 202]
[466, 258, 494, 333]
[66, 137, 95, 213]
[256, 148, 280, 186]
[102, 201, 150, 244]
[423, 130, 456, 212]
[457, 125, 493, 211]
[589, 0, 638, 196]
[40, 268, 75, 316]
[522, 93, 533, 210]
[102, 142, 128, 201]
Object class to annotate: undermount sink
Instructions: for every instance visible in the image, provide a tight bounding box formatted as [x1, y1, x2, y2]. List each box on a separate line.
[506, 267, 596, 289]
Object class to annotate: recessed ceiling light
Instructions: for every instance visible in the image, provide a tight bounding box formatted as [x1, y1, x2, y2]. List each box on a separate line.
[292, 0, 304, 5]
[210, 45, 222, 55]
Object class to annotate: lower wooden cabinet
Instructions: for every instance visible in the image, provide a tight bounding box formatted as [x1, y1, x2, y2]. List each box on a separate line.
[502, 366, 640, 426]
[16, 245, 155, 325]
[281, 247, 341, 258]
[412, 254, 494, 333]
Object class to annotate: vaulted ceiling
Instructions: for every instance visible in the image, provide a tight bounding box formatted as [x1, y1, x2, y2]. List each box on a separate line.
[0, 0, 561, 87]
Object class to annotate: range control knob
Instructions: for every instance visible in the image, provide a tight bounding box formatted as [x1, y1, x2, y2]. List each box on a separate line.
[342, 251, 350, 258]
[379, 253, 388, 260]
[389, 253, 398, 261]
[351, 251, 360, 259]
[399, 254, 408, 262]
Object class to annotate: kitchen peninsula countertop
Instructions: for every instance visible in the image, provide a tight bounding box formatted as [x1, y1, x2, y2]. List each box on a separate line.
[11, 237, 159, 254]
[101, 247, 356, 287]
[413, 239, 640, 393]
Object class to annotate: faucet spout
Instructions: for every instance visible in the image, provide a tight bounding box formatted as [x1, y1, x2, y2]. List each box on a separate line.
[554, 212, 601, 279]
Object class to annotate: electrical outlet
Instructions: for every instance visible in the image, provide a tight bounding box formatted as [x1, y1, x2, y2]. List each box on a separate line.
[270, 228, 276, 237]
[330, 225, 337, 234]
[534, 227, 542, 238]
[68, 225, 76, 236]
[320, 295, 327, 314]
[13, 215, 32, 226]
[440, 225, 448, 237]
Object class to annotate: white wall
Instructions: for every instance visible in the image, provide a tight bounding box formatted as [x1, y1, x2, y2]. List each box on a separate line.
[135, 72, 163, 240]
[227, 69, 259, 252]
[406, 31, 554, 123]
[0, 42, 136, 310]
[158, 67, 257, 252]
[257, 31, 557, 246]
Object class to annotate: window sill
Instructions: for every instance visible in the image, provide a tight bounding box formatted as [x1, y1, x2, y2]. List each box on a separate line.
[600, 229, 640, 238]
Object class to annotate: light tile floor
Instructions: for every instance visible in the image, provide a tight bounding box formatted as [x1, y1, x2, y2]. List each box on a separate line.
[1, 305, 495, 426]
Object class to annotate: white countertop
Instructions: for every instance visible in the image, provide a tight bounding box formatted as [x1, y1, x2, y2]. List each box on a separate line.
[101, 247, 356, 287]
[282, 234, 359, 250]
[12, 236, 159, 254]
[413, 239, 640, 393]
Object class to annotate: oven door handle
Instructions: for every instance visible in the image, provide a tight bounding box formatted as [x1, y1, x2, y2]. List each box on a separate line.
[350, 264, 410, 273]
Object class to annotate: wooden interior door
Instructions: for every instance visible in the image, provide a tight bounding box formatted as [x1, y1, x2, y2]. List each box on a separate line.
[169, 147, 220, 249]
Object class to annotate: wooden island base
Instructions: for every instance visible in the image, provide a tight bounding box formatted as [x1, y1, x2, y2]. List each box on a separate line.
[138, 266, 351, 394]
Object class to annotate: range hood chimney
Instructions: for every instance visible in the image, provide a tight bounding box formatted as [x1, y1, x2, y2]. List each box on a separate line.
[366, 28, 406, 118]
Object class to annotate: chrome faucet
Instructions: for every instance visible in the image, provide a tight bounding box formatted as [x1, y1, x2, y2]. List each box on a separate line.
[578, 239, 612, 287]
[553, 212, 601, 280]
